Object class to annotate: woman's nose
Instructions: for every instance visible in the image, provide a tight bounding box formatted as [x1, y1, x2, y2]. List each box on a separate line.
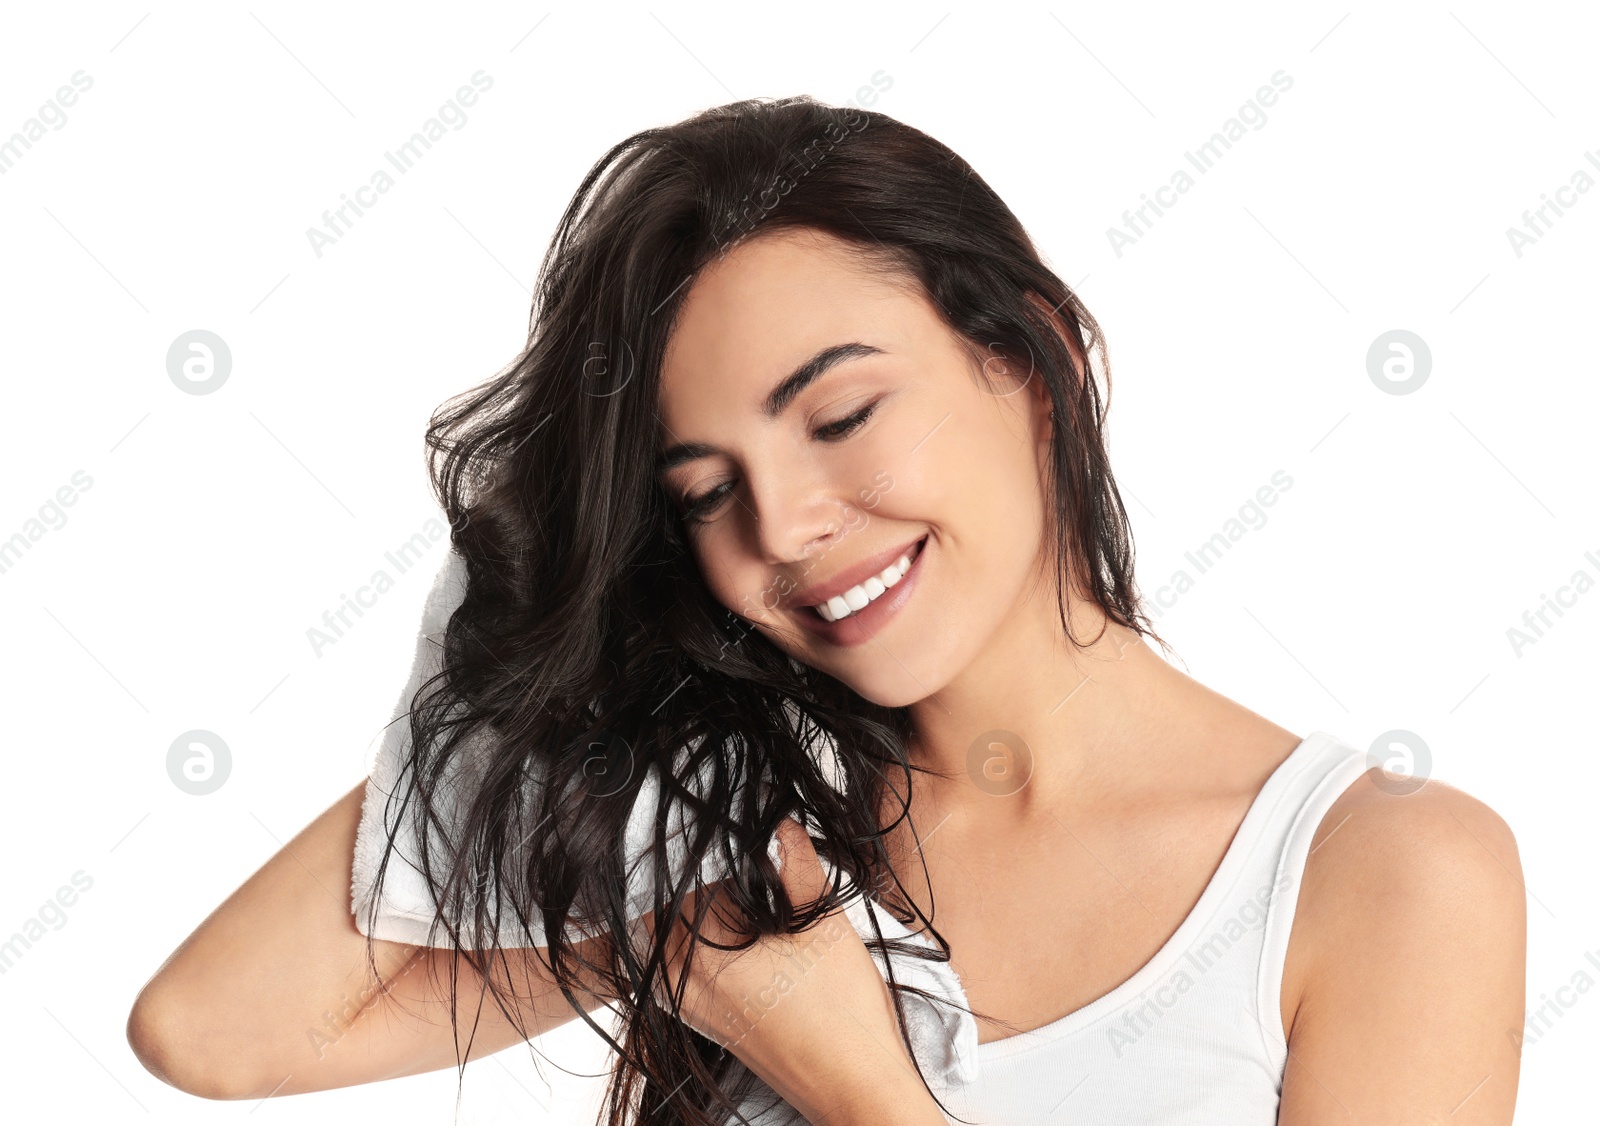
[747, 471, 848, 567]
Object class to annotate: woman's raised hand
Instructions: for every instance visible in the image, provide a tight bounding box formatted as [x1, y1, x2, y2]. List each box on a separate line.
[657, 817, 949, 1125]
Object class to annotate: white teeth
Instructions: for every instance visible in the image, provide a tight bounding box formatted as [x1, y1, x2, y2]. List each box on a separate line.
[811, 552, 914, 622]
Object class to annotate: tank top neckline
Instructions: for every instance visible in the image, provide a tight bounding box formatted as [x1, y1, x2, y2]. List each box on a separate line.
[942, 728, 1342, 1062]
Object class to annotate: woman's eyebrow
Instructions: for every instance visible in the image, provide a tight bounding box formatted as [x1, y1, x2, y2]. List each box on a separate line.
[658, 440, 716, 472]
[658, 341, 886, 471]
[762, 341, 884, 417]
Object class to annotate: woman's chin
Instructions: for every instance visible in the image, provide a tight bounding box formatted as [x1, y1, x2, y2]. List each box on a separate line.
[835, 665, 945, 711]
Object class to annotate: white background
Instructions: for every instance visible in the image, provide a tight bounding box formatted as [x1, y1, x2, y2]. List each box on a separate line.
[1, 1, 1594, 1122]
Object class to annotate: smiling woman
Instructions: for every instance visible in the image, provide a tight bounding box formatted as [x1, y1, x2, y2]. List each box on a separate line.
[130, 96, 1526, 1125]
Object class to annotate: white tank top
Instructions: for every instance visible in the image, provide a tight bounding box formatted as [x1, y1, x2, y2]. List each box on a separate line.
[726, 730, 1374, 1125]
[351, 551, 1375, 1123]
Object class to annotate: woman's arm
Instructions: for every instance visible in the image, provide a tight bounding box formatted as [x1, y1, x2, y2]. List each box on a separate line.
[126, 778, 614, 1101]
[1277, 773, 1527, 1123]
[127, 782, 948, 1123]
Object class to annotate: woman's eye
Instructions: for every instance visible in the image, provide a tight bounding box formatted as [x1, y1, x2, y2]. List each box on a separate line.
[677, 403, 879, 522]
[682, 480, 734, 522]
[813, 402, 877, 441]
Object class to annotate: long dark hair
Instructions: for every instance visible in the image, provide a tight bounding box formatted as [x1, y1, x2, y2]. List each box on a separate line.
[359, 94, 1157, 1124]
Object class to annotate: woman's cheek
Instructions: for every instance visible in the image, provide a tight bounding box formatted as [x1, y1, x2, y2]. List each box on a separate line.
[888, 441, 949, 522]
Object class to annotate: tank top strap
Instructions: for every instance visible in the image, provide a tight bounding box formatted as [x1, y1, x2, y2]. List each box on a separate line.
[1250, 731, 1372, 1078]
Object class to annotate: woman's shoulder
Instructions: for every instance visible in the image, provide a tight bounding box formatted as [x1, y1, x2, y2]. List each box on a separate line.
[1284, 763, 1524, 1025]
[1302, 767, 1522, 920]
[1273, 764, 1526, 1116]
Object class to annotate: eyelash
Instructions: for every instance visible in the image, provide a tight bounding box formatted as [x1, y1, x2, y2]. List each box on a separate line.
[680, 402, 879, 522]
[813, 401, 877, 440]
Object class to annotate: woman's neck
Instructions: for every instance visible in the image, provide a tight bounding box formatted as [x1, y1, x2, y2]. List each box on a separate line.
[901, 578, 1203, 824]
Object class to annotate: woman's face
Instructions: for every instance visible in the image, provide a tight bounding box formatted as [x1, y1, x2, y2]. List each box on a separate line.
[656, 227, 1057, 708]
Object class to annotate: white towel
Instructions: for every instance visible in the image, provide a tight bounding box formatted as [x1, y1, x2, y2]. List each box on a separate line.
[349, 547, 787, 949]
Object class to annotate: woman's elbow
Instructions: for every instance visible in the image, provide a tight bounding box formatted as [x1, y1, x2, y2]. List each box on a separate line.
[126, 984, 246, 1101]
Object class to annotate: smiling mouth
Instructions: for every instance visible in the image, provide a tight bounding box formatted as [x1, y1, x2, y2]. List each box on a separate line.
[807, 537, 925, 622]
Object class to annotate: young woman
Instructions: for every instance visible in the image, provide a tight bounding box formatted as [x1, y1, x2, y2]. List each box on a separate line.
[127, 97, 1526, 1125]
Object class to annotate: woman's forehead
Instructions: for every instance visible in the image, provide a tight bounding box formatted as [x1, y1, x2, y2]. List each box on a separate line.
[659, 231, 914, 407]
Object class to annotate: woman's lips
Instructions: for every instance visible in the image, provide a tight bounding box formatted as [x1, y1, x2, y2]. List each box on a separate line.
[792, 536, 928, 647]
[787, 534, 928, 610]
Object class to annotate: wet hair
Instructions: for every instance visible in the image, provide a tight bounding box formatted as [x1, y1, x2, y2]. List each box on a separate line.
[361, 94, 1159, 1124]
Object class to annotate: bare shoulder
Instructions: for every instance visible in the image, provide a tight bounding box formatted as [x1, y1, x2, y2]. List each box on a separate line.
[1302, 767, 1523, 916]
[1276, 767, 1527, 1122]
